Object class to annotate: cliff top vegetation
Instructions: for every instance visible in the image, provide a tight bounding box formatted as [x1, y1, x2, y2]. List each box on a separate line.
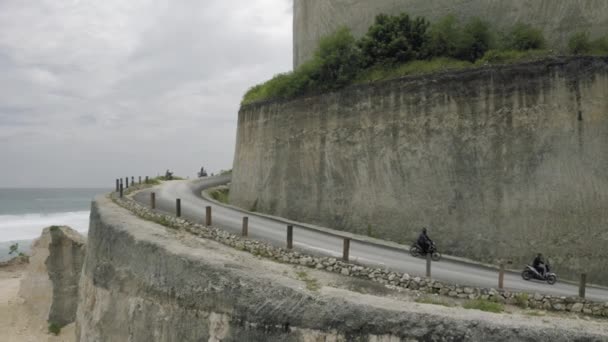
[242, 14, 608, 105]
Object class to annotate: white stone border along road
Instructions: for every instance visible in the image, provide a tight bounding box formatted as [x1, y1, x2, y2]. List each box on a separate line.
[112, 183, 608, 318]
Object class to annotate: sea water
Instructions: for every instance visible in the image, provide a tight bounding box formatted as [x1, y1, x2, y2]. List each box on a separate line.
[0, 188, 107, 261]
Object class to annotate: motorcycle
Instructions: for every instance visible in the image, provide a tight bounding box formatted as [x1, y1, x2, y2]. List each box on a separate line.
[521, 264, 557, 285]
[410, 241, 441, 261]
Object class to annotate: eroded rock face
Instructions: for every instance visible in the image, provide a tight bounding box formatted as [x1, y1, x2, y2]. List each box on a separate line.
[19, 226, 86, 328]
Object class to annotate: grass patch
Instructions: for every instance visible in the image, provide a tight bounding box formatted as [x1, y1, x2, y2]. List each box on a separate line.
[524, 310, 546, 317]
[514, 293, 529, 309]
[463, 299, 504, 313]
[48, 323, 61, 336]
[208, 187, 229, 204]
[477, 49, 550, 64]
[145, 178, 162, 185]
[415, 296, 454, 307]
[356, 57, 473, 83]
[355, 51, 550, 84]
[296, 271, 321, 292]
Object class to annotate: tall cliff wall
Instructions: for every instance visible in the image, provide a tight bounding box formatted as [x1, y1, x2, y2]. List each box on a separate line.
[230, 56, 608, 284]
[76, 195, 608, 341]
[294, 0, 608, 67]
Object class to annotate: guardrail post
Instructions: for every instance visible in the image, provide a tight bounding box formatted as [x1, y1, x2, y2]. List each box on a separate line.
[343, 238, 351, 262]
[242, 217, 249, 237]
[131, 176, 135, 186]
[205, 206, 212, 226]
[139, 176, 141, 184]
[426, 253, 431, 278]
[145, 176, 149, 184]
[579, 273, 587, 298]
[125, 177, 129, 188]
[286, 225, 293, 249]
[498, 263, 505, 290]
[150, 192, 156, 209]
[119, 183, 123, 198]
[115, 179, 119, 192]
[176, 199, 181, 217]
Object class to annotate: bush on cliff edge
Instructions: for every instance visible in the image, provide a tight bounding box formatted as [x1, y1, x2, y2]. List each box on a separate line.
[568, 32, 608, 55]
[242, 13, 556, 105]
[242, 27, 361, 104]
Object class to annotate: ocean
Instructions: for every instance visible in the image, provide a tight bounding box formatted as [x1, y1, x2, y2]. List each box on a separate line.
[0, 188, 108, 261]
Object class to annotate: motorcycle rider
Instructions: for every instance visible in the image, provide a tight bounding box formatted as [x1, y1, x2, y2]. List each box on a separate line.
[533, 253, 546, 277]
[417, 227, 433, 254]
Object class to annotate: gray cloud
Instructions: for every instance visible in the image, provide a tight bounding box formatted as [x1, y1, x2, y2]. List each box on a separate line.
[0, 0, 292, 187]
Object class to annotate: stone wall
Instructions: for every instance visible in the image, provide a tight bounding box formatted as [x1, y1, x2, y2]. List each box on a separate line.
[294, 0, 608, 67]
[230, 56, 608, 285]
[75, 193, 608, 341]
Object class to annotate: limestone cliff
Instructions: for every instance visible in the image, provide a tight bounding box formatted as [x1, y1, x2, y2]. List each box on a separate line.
[294, 0, 608, 67]
[230, 56, 608, 285]
[19, 226, 86, 328]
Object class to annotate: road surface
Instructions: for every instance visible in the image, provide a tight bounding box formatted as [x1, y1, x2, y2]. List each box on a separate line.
[133, 176, 608, 302]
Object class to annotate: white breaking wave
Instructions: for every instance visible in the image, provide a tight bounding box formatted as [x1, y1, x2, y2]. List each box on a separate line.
[0, 211, 89, 242]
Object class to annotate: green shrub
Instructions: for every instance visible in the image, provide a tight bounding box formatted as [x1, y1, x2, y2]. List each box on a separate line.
[359, 13, 430, 66]
[315, 27, 362, 89]
[242, 27, 360, 104]
[457, 18, 494, 62]
[591, 36, 608, 54]
[569, 32, 592, 54]
[503, 23, 545, 50]
[48, 323, 61, 336]
[463, 299, 504, 313]
[514, 293, 529, 309]
[209, 188, 229, 204]
[8, 243, 18, 255]
[427, 15, 463, 59]
[242, 13, 559, 104]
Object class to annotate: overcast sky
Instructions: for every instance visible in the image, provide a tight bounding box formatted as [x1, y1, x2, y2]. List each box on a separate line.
[0, 0, 292, 188]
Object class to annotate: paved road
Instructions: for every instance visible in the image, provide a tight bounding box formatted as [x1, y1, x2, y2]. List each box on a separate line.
[133, 176, 608, 302]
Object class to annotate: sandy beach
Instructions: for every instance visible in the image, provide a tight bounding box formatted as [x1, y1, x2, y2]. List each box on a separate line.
[0, 260, 74, 342]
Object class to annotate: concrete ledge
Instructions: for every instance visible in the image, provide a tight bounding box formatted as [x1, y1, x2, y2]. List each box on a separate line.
[76, 194, 608, 341]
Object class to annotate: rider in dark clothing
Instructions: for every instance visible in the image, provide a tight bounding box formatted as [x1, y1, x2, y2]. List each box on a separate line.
[417, 228, 433, 254]
[533, 253, 546, 276]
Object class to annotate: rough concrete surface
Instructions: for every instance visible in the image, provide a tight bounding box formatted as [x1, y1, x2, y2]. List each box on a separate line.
[75, 194, 608, 341]
[230, 56, 608, 285]
[294, 0, 608, 67]
[20, 226, 86, 328]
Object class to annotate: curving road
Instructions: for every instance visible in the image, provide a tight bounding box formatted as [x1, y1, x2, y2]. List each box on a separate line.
[133, 176, 608, 302]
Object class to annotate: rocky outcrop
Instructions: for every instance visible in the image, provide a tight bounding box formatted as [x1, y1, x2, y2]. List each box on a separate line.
[231, 56, 608, 285]
[75, 194, 608, 341]
[19, 226, 86, 328]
